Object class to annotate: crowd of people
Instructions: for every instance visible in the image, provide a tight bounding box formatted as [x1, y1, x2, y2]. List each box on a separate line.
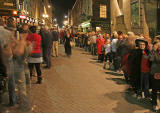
[0, 16, 160, 112]
[0, 17, 63, 112]
[67, 31, 160, 111]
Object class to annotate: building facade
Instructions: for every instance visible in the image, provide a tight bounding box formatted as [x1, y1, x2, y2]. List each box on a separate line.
[111, 0, 160, 37]
[70, 0, 111, 33]
[0, 0, 53, 27]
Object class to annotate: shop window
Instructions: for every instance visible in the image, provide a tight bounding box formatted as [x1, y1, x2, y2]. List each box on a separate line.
[131, 0, 140, 26]
[100, 4, 107, 18]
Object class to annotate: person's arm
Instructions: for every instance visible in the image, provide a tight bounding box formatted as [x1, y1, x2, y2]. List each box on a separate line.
[12, 38, 26, 56]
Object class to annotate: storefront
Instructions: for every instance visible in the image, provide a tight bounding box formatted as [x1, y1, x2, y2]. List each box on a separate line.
[80, 20, 91, 32]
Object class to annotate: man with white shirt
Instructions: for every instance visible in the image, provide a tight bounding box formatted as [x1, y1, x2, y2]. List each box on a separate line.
[111, 32, 118, 71]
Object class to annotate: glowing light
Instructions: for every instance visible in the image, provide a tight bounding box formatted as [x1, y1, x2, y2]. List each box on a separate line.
[13, 10, 17, 15]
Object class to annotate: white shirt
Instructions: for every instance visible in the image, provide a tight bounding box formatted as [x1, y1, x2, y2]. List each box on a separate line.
[111, 39, 118, 52]
[104, 44, 111, 54]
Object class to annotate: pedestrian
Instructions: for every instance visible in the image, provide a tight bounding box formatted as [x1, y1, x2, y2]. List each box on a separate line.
[90, 31, 97, 55]
[103, 39, 112, 69]
[64, 29, 72, 57]
[96, 34, 105, 63]
[0, 17, 17, 106]
[52, 29, 59, 57]
[5, 17, 31, 112]
[111, 31, 118, 69]
[149, 42, 160, 111]
[130, 37, 151, 100]
[41, 26, 53, 69]
[19, 23, 31, 86]
[27, 26, 43, 84]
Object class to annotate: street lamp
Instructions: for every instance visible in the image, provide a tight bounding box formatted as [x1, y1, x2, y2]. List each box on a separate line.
[48, 5, 51, 8]
[42, 14, 49, 18]
[63, 20, 68, 25]
[64, 15, 68, 19]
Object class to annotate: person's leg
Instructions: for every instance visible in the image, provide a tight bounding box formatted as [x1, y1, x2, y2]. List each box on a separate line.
[143, 73, 150, 98]
[28, 63, 34, 78]
[152, 89, 158, 106]
[7, 60, 16, 106]
[52, 42, 56, 57]
[48, 48, 52, 68]
[24, 61, 30, 86]
[136, 73, 143, 99]
[35, 63, 42, 84]
[45, 48, 50, 68]
[94, 44, 97, 55]
[103, 54, 107, 69]
[42, 47, 46, 64]
[55, 41, 59, 57]
[14, 61, 31, 111]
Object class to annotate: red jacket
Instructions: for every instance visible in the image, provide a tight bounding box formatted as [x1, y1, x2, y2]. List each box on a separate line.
[27, 33, 42, 54]
[96, 38, 106, 54]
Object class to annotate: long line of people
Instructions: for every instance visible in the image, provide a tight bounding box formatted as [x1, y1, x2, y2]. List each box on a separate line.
[71, 30, 160, 111]
[0, 17, 59, 112]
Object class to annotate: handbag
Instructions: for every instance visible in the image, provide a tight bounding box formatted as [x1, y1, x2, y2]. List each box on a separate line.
[70, 41, 75, 47]
[154, 73, 160, 80]
[88, 41, 91, 45]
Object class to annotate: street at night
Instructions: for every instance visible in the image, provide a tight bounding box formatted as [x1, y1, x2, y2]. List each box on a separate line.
[0, 45, 155, 113]
[0, 0, 160, 113]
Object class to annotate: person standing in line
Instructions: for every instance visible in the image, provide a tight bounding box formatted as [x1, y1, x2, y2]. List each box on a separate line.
[111, 32, 118, 71]
[131, 37, 151, 100]
[52, 29, 59, 57]
[4, 17, 31, 112]
[41, 26, 53, 69]
[96, 34, 106, 63]
[103, 39, 112, 69]
[149, 42, 160, 111]
[27, 26, 43, 84]
[0, 17, 16, 106]
[64, 29, 72, 57]
[19, 23, 31, 86]
[90, 31, 97, 55]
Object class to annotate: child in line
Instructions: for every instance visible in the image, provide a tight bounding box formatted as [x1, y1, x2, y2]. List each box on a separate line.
[103, 39, 112, 69]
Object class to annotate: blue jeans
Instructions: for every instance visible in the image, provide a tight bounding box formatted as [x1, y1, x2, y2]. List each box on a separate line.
[7, 60, 16, 105]
[13, 59, 31, 111]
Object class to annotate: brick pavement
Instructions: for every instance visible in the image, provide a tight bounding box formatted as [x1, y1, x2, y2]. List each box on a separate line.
[0, 45, 155, 113]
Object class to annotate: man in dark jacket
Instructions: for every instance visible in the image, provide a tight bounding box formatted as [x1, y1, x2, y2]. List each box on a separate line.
[41, 26, 53, 69]
[52, 29, 59, 57]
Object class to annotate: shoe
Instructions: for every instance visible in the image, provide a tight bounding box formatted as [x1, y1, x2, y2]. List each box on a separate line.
[153, 105, 159, 111]
[36, 77, 42, 84]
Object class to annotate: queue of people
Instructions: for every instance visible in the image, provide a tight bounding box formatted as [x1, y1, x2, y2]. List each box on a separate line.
[0, 16, 160, 112]
[0, 17, 60, 112]
[70, 30, 160, 111]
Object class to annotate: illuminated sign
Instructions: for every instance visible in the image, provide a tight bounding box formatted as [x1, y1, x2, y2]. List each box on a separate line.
[19, 15, 27, 19]
[4, 3, 14, 6]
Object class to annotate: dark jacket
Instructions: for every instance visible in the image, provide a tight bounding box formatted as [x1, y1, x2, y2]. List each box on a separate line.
[40, 30, 53, 48]
[0, 44, 7, 77]
[128, 48, 150, 89]
[149, 50, 160, 90]
[52, 31, 59, 41]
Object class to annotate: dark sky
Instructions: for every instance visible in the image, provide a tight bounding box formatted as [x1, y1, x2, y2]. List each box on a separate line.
[51, 0, 76, 27]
